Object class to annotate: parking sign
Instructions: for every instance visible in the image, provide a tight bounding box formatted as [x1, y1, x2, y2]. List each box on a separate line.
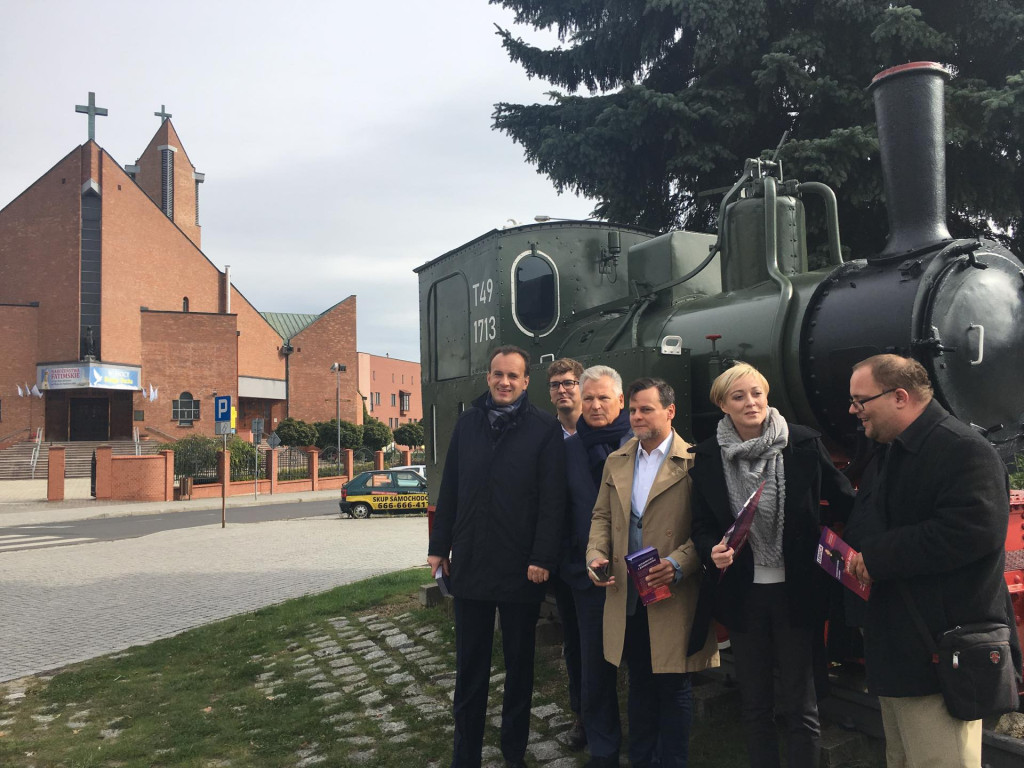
[215, 395, 231, 422]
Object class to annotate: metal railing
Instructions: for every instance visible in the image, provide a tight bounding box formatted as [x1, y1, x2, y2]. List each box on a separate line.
[278, 447, 311, 481]
[29, 428, 43, 479]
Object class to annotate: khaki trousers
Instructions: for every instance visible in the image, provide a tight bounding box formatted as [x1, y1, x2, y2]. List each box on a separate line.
[878, 693, 981, 768]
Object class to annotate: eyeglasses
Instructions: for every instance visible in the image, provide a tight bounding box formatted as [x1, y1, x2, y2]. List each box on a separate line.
[548, 379, 579, 391]
[849, 388, 897, 412]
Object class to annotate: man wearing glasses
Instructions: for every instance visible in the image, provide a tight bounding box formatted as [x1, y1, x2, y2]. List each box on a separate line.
[845, 354, 1020, 767]
[548, 358, 584, 439]
[546, 358, 587, 751]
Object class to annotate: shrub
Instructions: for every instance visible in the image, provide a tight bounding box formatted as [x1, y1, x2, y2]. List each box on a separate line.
[393, 421, 424, 448]
[160, 434, 219, 480]
[314, 419, 363, 453]
[362, 418, 393, 452]
[275, 417, 318, 447]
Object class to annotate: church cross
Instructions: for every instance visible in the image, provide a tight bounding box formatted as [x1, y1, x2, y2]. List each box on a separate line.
[75, 92, 108, 141]
[155, 104, 172, 123]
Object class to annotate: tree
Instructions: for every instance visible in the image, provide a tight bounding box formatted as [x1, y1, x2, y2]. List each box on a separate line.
[275, 417, 317, 447]
[491, 0, 1024, 256]
[314, 419, 363, 453]
[393, 420, 425, 448]
[362, 418, 394, 452]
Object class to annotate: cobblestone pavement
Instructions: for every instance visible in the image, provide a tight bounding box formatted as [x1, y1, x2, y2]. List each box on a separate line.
[0, 609, 585, 767]
[0, 516, 428, 683]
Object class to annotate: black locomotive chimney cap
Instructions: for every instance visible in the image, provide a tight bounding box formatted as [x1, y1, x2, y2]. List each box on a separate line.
[869, 60, 953, 260]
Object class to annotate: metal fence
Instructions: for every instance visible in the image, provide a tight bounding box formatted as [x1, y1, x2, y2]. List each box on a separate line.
[277, 447, 311, 481]
[318, 448, 344, 479]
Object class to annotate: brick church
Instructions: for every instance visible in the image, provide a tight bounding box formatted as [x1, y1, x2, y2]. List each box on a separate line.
[0, 95, 360, 445]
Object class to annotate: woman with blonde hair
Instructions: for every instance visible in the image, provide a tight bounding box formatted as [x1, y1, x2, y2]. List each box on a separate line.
[690, 363, 853, 767]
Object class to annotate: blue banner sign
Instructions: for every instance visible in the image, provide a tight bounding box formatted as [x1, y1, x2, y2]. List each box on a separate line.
[37, 362, 142, 391]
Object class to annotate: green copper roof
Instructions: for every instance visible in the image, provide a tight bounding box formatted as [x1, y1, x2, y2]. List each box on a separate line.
[261, 312, 320, 341]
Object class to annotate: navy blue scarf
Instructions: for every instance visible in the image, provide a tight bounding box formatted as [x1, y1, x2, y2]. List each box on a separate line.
[575, 409, 631, 487]
[485, 392, 526, 438]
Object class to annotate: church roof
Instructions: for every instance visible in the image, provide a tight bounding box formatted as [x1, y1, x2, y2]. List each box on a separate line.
[261, 311, 320, 341]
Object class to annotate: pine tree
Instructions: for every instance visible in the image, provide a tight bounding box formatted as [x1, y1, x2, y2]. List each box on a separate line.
[491, 0, 1024, 255]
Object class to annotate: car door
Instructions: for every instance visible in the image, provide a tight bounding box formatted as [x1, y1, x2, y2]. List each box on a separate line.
[393, 470, 428, 512]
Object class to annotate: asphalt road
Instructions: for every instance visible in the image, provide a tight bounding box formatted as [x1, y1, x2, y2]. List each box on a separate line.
[0, 500, 343, 553]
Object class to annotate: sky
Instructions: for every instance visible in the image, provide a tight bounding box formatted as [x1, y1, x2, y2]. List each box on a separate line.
[0, 1, 594, 363]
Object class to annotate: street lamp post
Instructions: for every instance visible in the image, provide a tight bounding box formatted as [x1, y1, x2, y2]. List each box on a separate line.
[330, 363, 346, 481]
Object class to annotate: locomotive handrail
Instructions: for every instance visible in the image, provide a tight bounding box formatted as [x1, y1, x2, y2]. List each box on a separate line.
[763, 176, 799, 419]
[796, 181, 844, 266]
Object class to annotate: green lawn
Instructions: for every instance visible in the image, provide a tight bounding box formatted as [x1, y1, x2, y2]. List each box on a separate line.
[0, 568, 762, 767]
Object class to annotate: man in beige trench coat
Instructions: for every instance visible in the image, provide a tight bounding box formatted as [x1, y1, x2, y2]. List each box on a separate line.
[587, 377, 718, 768]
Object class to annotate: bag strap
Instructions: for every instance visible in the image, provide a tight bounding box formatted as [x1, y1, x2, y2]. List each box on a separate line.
[897, 582, 939, 659]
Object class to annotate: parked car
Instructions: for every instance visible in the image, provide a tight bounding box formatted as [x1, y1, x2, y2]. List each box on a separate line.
[339, 469, 428, 519]
[392, 464, 426, 478]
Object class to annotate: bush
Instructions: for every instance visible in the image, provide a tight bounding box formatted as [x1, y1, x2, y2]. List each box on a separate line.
[314, 419, 363, 453]
[362, 418, 393, 452]
[227, 436, 262, 480]
[393, 421, 424, 448]
[1010, 455, 1024, 490]
[159, 434, 219, 480]
[275, 417, 318, 447]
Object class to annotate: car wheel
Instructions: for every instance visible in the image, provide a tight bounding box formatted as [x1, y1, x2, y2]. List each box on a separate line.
[351, 502, 372, 519]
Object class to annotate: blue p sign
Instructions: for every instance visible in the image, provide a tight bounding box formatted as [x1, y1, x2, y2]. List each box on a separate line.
[215, 395, 231, 422]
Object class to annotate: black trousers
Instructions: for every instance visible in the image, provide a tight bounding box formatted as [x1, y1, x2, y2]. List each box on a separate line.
[728, 582, 820, 768]
[451, 597, 541, 768]
[573, 583, 622, 759]
[554, 578, 583, 716]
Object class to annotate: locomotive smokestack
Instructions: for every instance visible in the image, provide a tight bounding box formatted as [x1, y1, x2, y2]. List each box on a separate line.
[869, 62, 953, 259]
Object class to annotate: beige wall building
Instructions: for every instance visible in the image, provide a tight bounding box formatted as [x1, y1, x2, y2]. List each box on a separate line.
[357, 353, 422, 431]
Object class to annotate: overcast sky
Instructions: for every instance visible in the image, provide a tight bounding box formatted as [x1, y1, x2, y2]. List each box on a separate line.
[0, 1, 592, 362]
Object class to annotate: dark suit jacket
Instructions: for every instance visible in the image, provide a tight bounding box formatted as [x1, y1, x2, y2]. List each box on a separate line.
[688, 423, 854, 648]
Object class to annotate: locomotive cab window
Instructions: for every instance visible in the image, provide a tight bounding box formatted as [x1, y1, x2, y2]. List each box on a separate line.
[512, 249, 559, 336]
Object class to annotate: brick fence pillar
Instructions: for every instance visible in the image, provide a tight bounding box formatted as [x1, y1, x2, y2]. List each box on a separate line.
[374, 451, 385, 470]
[94, 445, 112, 500]
[162, 450, 175, 501]
[268, 449, 279, 494]
[400, 448, 412, 466]
[307, 447, 319, 491]
[342, 449, 354, 481]
[47, 445, 65, 502]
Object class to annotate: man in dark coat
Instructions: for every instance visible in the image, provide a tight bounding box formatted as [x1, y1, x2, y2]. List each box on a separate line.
[560, 364, 632, 767]
[846, 354, 1022, 767]
[428, 345, 567, 768]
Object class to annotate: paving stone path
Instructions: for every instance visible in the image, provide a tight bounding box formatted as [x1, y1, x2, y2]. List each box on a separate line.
[255, 611, 584, 767]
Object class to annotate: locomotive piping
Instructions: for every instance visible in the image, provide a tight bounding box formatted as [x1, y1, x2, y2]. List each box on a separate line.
[764, 175, 798, 418]
[796, 182, 844, 265]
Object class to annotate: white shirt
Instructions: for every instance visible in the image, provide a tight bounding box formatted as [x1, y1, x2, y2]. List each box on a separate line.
[631, 432, 673, 517]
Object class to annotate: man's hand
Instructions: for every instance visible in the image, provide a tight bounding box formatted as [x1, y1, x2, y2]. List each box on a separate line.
[428, 555, 449, 577]
[848, 552, 872, 587]
[711, 537, 735, 570]
[587, 558, 615, 587]
[527, 565, 550, 584]
[645, 559, 676, 588]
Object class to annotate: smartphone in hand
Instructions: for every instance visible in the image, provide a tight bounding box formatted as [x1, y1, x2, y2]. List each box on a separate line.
[588, 562, 611, 582]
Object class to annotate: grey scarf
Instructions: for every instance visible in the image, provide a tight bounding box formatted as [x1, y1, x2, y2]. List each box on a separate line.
[718, 407, 788, 568]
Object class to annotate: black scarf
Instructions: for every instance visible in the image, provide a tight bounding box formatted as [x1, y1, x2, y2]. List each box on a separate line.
[575, 409, 631, 487]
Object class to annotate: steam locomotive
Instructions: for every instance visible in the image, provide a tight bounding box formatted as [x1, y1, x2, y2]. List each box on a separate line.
[414, 63, 1024, 635]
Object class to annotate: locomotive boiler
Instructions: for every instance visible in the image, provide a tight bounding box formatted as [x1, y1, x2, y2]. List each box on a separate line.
[415, 62, 1024, 475]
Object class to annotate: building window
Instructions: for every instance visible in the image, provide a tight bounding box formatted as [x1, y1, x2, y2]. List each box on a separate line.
[400, 392, 410, 413]
[160, 148, 175, 219]
[391, 394, 397, 407]
[182, 296, 189, 312]
[172, 392, 200, 425]
[375, 392, 381, 405]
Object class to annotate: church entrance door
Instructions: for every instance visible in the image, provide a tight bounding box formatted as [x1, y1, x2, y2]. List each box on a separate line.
[69, 397, 109, 441]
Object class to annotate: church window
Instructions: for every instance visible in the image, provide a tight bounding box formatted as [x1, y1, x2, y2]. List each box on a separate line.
[182, 297, 189, 312]
[172, 392, 200, 425]
[160, 147, 174, 218]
